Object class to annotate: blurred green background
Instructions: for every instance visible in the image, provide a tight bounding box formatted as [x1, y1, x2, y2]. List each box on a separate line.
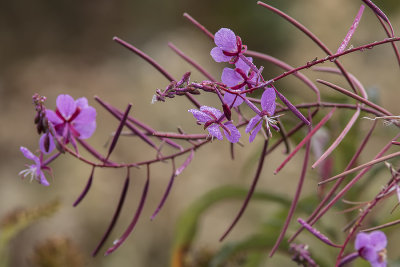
[1, 0, 400, 266]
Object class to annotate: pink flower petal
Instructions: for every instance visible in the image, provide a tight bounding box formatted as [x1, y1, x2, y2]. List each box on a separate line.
[74, 121, 96, 139]
[39, 172, 50, 186]
[56, 94, 76, 120]
[75, 97, 89, 108]
[221, 68, 242, 87]
[224, 92, 244, 108]
[261, 88, 276, 115]
[214, 28, 237, 51]
[249, 122, 262, 143]
[200, 106, 222, 118]
[235, 57, 252, 74]
[211, 47, 232, 62]
[20, 146, 38, 162]
[207, 124, 223, 140]
[46, 110, 63, 125]
[223, 122, 241, 143]
[369, 231, 387, 251]
[246, 115, 262, 133]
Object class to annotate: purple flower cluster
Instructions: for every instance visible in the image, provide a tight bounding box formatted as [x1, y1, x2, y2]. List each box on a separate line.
[222, 57, 257, 108]
[20, 94, 97, 186]
[189, 28, 278, 143]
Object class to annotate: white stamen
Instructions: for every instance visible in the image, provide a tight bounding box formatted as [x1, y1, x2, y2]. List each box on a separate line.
[151, 95, 158, 104]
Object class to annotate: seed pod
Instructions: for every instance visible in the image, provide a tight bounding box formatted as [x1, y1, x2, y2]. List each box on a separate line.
[222, 103, 232, 121]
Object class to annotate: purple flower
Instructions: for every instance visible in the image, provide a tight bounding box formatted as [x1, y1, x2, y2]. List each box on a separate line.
[188, 106, 241, 143]
[222, 57, 258, 108]
[210, 28, 246, 64]
[46, 95, 96, 144]
[245, 88, 279, 142]
[19, 147, 51, 186]
[355, 231, 387, 267]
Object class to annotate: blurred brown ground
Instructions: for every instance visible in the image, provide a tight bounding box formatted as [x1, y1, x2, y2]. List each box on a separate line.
[1, 0, 400, 266]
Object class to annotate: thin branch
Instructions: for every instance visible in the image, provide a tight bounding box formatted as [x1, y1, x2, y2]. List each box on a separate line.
[274, 108, 336, 174]
[312, 106, 360, 169]
[319, 150, 400, 185]
[92, 167, 130, 256]
[270, 114, 311, 256]
[317, 79, 392, 116]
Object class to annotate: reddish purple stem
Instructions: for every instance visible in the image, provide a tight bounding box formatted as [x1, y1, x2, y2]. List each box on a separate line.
[297, 218, 342, 248]
[361, 0, 390, 24]
[106, 104, 132, 161]
[336, 5, 365, 54]
[312, 106, 360, 169]
[105, 168, 150, 255]
[274, 108, 336, 174]
[270, 115, 311, 256]
[73, 166, 95, 207]
[92, 168, 130, 256]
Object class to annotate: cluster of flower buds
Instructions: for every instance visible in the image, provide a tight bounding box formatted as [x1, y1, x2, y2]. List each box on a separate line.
[33, 93, 49, 135]
[152, 72, 200, 103]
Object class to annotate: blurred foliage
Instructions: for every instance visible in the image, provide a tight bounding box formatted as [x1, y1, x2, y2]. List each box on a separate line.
[171, 185, 331, 266]
[0, 200, 60, 267]
[29, 237, 85, 267]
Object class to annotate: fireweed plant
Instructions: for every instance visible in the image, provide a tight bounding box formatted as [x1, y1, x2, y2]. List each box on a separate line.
[18, 1, 400, 266]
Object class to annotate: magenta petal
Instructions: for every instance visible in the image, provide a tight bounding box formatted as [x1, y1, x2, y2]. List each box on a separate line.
[20, 146, 38, 162]
[261, 88, 276, 115]
[361, 247, 379, 262]
[369, 231, 387, 251]
[189, 109, 210, 123]
[56, 94, 76, 120]
[74, 106, 96, 125]
[221, 68, 242, 87]
[39, 134, 55, 154]
[223, 122, 241, 143]
[211, 47, 231, 62]
[75, 97, 89, 108]
[74, 121, 96, 139]
[39, 172, 50, 186]
[249, 122, 262, 143]
[246, 115, 262, 133]
[235, 57, 252, 74]
[200, 106, 222, 118]
[46, 110, 63, 125]
[370, 260, 387, 267]
[355, 232, 370, 250]
[214, 28, 237, 51]
[224, 92, 244, 108]
[207, 124, 223, 140]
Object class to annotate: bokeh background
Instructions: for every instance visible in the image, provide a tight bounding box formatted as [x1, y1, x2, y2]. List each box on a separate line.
[1, 0, 400, 266]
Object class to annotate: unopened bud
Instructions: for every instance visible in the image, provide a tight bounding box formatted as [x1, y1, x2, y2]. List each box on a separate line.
[44, 134, 50, 153]
[34, 113, 40, 124]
